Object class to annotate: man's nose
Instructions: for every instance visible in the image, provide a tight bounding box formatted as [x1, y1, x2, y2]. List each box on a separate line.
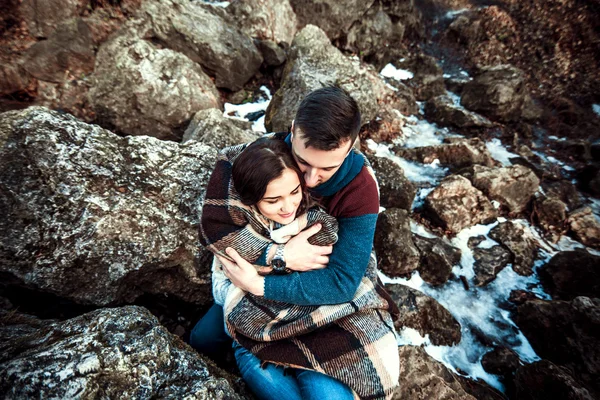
[304, 168, 319, 187]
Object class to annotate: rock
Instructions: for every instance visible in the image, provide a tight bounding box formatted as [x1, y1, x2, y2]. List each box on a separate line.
[182, 108, 261, 149]
[514, 297, 600, 395]
[22, 18, 95, 83]
[453, 375, 507, 400]
[265, 25, 398, 131]
[367, 156, 416, 210]
[227, 0, 298, 44]
[472, 245, 512, 286]
[19, 0, 86, 38]
[393, 346, 475, 399]
[89, 34, 221, 140]
[539, 250, 600, 301]
[534, 195, 567, 240]
[140, 0, 263, 91]
[256, 40, 287, 67]
[394, 54, 446, 101]
[0, 107, 216, 306]
[290, 0, 374, 40]
[393, 138, 496, 169]
[424, 94, 493, 129]
[481, 347, 521, 377]
[0, 63, 35, 97]
[568, 207, 600, 249]
[488, 221, 539, 276]
[0, 306, 246, 399]
[387, 285, 461, 346]
[461, 64, 528, 122]
[541, 179, 582, 211]
[413, 235, 461, 286]
[508, 290, 539, 305]
[345, 7, 399, 67]
[469, 164, 540, 214]
[373, 209, 420, 277]
[515, 360, 595, 400]
[424, 175, 497, 234]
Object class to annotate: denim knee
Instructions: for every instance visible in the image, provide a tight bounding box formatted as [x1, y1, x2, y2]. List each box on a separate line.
[296, 369, 355, 400]
[189, 304, 231, 359]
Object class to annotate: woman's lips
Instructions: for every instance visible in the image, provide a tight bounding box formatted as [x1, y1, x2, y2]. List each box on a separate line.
[279, 212, 294, 219]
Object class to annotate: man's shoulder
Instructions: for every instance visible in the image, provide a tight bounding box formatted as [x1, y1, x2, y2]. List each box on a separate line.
[327, 165, 379, 218]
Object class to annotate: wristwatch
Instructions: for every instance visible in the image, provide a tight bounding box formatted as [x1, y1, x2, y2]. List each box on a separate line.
[271, 244, 288, 273]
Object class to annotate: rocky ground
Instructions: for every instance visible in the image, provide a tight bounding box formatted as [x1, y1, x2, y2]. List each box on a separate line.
[1, 0, 599, 399]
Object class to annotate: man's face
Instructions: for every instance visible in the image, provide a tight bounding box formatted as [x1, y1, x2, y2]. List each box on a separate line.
[290, 130, 353, 188]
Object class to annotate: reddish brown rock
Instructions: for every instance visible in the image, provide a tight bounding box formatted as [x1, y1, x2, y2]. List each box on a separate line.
[393, 138, 496, 170]
[568, 207, 600, 250]
[387, 284, 461, 346]
[413, 234, 461, 287]
[488, 221, 539, 276]
[424, 175, 497, 234]
[539, 250, 600, 301]
[515, 360, 595, 400]
[373, 208, 420, 277]
[514, 297, 600, 395]
[470, 164, 540, 214]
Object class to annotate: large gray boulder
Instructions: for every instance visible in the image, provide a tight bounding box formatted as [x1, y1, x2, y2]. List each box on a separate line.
[290, 0, 374, 40]
[265, 25, 398, 132]
[140, 0, 263, 91]
[424, 175, 497, 234]
[89, 33, 221, 140]
[469, 164, 540, 214]
[227, 0, 298, 44]
[0, 306, 246, 399]
[461, 64, 528, 122]
[182, 108, 261, 149]
[0, 107, 217, 306]
[387, 284, 461, 346]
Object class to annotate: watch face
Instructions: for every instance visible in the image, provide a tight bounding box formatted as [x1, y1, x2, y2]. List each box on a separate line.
[272, 258, 286, 271]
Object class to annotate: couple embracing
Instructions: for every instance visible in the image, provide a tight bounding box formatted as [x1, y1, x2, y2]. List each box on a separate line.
[190, 87, 400, 400]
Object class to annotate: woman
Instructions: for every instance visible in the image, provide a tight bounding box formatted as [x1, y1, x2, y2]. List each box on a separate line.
[201, 138, 399, 400]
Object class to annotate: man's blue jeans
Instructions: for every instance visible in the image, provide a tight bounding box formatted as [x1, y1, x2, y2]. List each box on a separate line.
[190, 304, 354, 400]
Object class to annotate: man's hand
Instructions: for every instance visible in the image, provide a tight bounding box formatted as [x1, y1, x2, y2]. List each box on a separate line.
[284, 223, 333, 272]
[218, 248, 265, 296]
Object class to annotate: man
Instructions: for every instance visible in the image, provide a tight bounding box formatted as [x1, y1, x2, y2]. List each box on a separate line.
[191, 86, 380, 354]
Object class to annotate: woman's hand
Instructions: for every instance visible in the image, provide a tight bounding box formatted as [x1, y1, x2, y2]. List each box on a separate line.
[217, 248, 265, 296]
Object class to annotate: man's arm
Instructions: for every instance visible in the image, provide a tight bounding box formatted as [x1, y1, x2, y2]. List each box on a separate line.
[264, 214, 378, 305]
[264, 166, 380, 305]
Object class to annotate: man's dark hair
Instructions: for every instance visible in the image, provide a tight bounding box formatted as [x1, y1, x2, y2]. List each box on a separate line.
[293, 86, 361, 151]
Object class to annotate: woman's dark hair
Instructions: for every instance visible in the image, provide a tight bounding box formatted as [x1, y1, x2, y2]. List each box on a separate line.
[294, 86, 361, 151]
[232, 137, 308, 212]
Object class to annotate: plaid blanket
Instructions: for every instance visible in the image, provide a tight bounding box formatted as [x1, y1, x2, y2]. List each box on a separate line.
[201, 140, 400, 399]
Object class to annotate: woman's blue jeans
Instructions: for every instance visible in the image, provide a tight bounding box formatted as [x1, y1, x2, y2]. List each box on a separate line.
[190, 304, 354, 400]
[233, 342, 355, 400]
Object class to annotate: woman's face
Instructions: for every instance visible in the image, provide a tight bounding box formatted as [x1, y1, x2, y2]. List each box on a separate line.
[257, 167, 303, 225]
